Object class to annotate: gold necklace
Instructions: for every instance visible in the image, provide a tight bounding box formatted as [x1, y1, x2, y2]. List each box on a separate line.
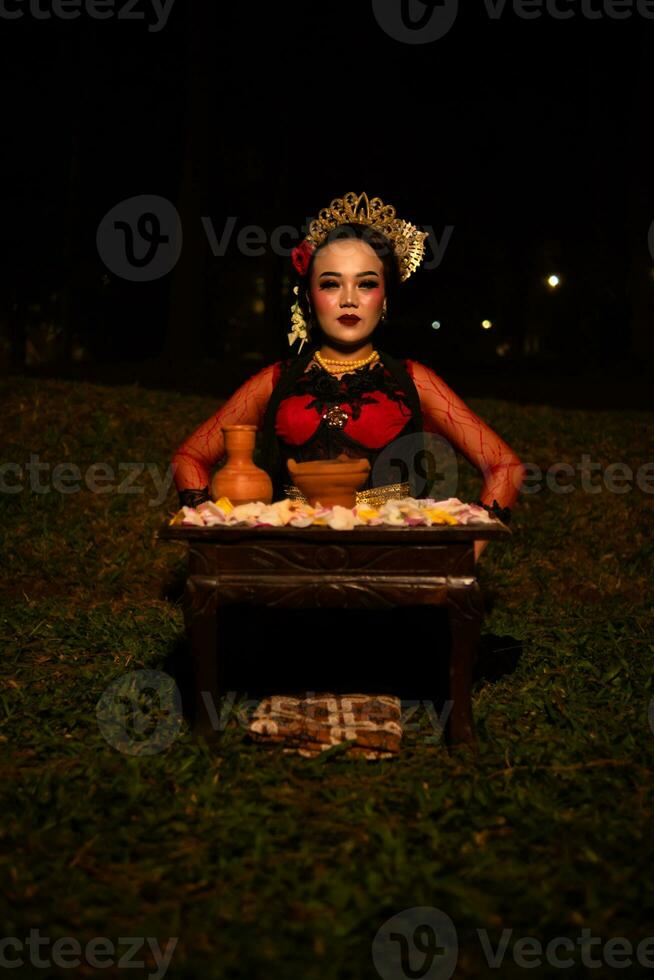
[314, 349, 379, 374]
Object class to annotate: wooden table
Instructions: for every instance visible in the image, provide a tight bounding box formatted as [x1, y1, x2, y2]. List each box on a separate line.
[157, 518, 510, 750]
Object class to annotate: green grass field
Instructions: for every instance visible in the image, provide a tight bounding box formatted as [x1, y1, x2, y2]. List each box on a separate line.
[1, 375, 653, 979]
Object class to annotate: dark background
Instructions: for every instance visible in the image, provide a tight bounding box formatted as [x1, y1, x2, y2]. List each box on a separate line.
[1, 0, 652, 407]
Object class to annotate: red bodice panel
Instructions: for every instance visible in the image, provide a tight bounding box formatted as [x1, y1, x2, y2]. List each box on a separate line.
[274, 372, 413, 448]
[270, 359, 419, 491]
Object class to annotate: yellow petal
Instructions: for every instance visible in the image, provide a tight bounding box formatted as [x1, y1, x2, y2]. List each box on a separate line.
[215, 496, 234, 513]
[357, 506, 380, 521]
[424, 508, 458, 525]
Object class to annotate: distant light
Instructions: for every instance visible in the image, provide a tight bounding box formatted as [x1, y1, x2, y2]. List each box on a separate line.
[547, 275, 560, 288]
[431, 320, 441, 330]
[481, 319, 493, 330]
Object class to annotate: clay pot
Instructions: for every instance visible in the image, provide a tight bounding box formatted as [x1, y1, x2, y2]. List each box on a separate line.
[287, 454, 371, 508]
[210, 425, 273, 505]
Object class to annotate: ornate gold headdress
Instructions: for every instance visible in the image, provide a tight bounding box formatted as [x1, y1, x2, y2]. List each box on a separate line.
[287, 191, 429, 352]
[306, 191, 428, 283]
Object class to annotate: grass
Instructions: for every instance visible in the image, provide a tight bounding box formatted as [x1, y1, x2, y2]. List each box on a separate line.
[1, 374, 653, 979]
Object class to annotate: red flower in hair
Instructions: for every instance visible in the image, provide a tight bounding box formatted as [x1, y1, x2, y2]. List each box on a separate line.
[291, 239, 315, 276]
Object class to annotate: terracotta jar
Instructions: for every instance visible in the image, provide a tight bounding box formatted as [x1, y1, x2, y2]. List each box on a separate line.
[287, 455, 370, 509]
[210, 425, 273, 506]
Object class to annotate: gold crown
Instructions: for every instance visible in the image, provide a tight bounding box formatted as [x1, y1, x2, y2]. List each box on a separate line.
[306, 191, 429, 282]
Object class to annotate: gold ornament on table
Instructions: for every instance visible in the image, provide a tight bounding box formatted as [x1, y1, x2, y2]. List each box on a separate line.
[283, 480, 412, 508]
[306, 191, 429, 282]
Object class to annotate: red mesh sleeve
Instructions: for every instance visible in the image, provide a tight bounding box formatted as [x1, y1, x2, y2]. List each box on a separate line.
[406, 359, 526, 510]
[172, 362, 281, 492]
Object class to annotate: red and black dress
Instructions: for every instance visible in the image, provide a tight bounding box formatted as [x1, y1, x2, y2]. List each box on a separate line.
[258, 349, 425, 502]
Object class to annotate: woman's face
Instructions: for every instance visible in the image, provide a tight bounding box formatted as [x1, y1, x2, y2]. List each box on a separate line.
[308, 238, 385, 348]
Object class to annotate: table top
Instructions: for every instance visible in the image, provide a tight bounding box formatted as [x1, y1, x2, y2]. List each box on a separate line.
[157, 517, 511, 545]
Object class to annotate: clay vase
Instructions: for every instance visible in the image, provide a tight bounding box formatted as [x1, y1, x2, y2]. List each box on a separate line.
[210, 425, 273, 506]
[287, 454, 371, 509]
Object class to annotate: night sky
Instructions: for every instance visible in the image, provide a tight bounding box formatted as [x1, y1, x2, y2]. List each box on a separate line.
[1, 0, 652, 392]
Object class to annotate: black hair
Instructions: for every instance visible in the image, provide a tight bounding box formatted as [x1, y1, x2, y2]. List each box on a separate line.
[294, 222, 401, 341]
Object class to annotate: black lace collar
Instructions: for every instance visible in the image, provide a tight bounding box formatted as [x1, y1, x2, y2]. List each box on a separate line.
[289, 360, 410, 422]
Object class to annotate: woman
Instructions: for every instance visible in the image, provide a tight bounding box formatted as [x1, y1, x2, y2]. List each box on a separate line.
[172, 191, 525, 564]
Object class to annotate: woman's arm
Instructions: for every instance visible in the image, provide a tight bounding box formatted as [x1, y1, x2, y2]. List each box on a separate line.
[406, 360, 526, 558]
[172, 362, 279, 505]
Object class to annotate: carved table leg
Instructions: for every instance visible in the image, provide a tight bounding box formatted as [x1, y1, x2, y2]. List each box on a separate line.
[446, 578, 484, 750]
[183, 578, 219, 739]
